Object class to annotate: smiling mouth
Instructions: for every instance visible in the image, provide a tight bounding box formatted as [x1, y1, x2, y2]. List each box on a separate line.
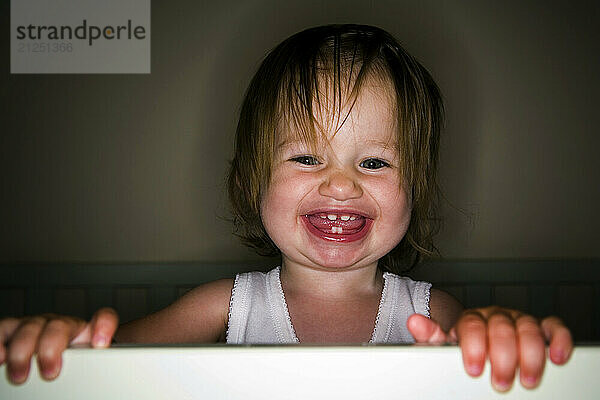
[302, 212, 373, 242]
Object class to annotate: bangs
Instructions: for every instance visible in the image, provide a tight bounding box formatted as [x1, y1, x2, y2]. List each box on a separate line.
[275, 35, 395, 152]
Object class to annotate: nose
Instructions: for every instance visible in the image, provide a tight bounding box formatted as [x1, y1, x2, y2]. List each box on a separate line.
[318, 170, 363, 201]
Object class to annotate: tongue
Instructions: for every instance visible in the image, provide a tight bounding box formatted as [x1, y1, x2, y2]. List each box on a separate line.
[306, 213, 366, 234]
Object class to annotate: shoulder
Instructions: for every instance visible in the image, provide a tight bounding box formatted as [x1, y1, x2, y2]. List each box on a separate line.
[176, 278, 235, 328]
[157, 278, 236, 340]
[428, 288, 464, 332]
[182, 278, 235, 305]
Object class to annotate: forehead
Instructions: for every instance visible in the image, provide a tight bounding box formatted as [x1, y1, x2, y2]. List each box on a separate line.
[276, 77, 398, 147]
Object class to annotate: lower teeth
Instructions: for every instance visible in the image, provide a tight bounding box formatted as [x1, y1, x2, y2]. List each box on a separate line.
[331, 227, 343, 234]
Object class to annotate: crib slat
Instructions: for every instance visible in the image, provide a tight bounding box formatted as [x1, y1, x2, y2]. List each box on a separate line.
[26, 288, 53, 315]
[558, 285, 593, 341]
[114, 287, 148, 324]
[88, 287, 114, 318]
[54, 288, 86, 319]
[530, 285, 555, 318]
[148, 286, 176, 313]
[594, 284, 600, 340]
[464, 285, 492, 308]
[435, 285, 465, 305]
[177, 286, 194, 298]
[0, 288, 25, 318]
[494, 285, 529, 312]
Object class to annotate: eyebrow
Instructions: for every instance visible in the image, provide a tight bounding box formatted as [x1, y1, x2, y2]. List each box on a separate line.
[276, 138, 318, 151]
[276, 139, 297, 149]
[276, 138, 399, 151]
[364, 139, 399, 151]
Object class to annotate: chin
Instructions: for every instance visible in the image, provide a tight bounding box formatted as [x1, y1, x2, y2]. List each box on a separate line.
[303, 248, 379, 271]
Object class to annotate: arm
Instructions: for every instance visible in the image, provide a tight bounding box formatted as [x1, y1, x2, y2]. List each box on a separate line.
[115, 278, 233, 343]
[428, 288, 464, 332]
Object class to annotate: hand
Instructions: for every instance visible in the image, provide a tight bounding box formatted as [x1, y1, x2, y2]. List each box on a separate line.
[0, 308, 118, 384]
[407, 307, 573, 392]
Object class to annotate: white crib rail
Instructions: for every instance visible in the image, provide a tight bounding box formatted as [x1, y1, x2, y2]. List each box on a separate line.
[1, 345, 598, 399]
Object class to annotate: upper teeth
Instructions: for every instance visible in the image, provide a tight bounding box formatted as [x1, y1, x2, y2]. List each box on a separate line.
[324, 214, 356, 221]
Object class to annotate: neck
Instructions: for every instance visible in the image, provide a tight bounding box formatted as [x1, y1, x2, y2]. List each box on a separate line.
[279, 258, 383, 301]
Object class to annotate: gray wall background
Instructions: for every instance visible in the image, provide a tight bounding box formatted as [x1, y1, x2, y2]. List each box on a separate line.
[1, 0, 598, 263]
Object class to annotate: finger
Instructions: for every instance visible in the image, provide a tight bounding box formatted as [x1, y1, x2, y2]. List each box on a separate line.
[87, 308, 119, 348]
[541, 316, 573, 365]
[477, 306, 522, 320]
[487, 312, 518, 392]
[0, 318, 21, 366]
[407, 314, 448, 344]
[36, 317, 85, 381]
[447, 326, 458, 344]
[455, 311, 487, 377]
[515, 315, 546, 389]
[6, 317, 46, 384]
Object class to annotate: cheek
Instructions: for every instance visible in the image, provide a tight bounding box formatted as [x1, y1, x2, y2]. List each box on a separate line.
[376, 183, 412, 237]
[259, 188, 278, 232]
[261, 169, 313, 216]
[259, 176, 299, 236]
[393, 188, 412, 224]
[259, 192, 282, 251]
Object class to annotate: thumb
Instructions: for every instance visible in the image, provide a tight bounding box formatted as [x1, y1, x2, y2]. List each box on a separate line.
[407, 314, 448, 344]
[71, 308, 119, 348]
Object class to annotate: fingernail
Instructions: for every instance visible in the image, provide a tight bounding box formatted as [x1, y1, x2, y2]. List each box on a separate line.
[522, 375, 537, 388]
[10, 370, 27, 384]
[93, 334, 107, 347]
[551, 348, 564, 363]
[492, 379, 512, 392]
[42, 364, 60, 380]
[466, 363, 482, 376]
[42, 365, 59, 380]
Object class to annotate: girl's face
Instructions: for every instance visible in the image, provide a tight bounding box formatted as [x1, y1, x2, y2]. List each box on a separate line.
[260, 82, 411, 272]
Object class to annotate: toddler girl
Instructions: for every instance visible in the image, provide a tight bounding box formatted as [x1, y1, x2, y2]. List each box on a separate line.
[0, 24, 572, 392]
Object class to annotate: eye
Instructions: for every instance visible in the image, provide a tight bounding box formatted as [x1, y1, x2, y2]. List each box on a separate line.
[360, 158, 390, 170]
[290, 155, 321, 166]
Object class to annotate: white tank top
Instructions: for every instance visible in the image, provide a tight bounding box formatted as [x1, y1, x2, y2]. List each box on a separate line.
[226, 267, 432, 344]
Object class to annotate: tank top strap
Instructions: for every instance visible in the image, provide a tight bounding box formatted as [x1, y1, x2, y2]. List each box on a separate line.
[370, 272, 432, 344]
[226, 267, 298, 344]
[265, 267, 299, 343]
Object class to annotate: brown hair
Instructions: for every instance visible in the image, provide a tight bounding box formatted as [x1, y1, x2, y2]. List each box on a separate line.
[227, 24, 443, 273]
